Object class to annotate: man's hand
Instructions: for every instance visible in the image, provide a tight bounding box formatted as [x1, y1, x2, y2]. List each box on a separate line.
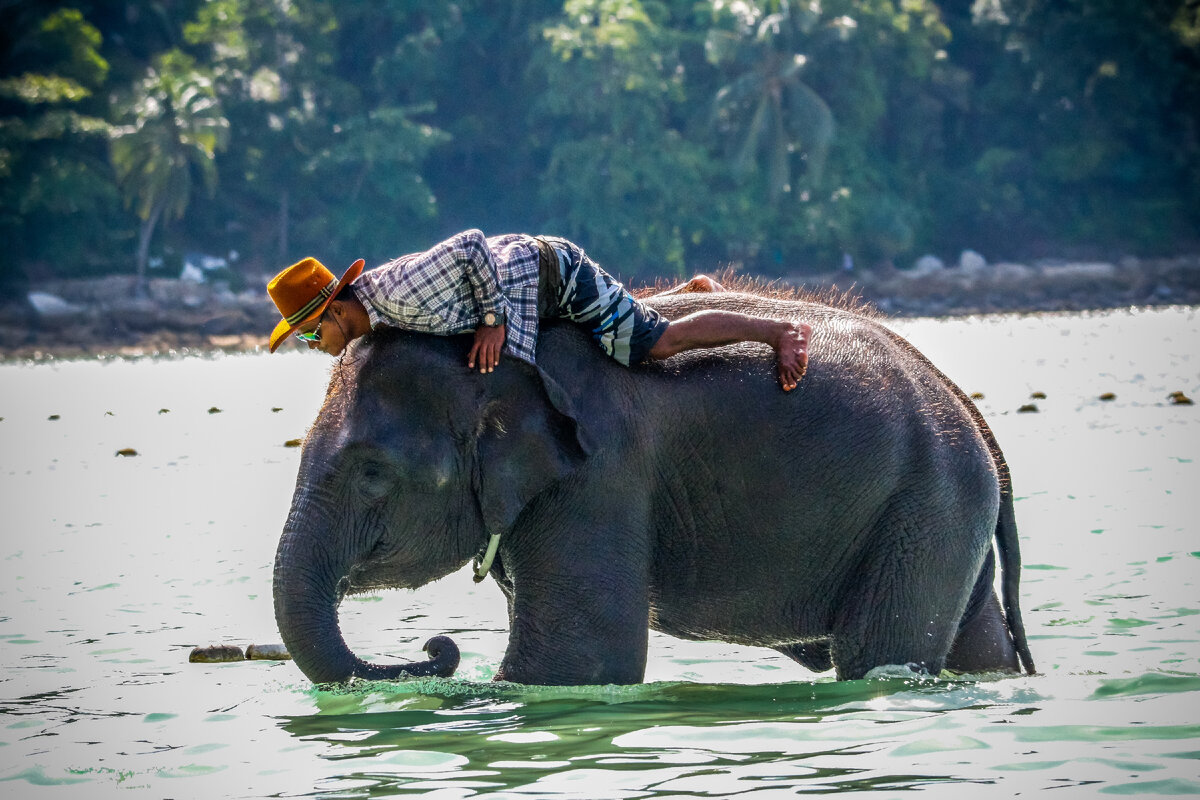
[468, 324, 506, 373]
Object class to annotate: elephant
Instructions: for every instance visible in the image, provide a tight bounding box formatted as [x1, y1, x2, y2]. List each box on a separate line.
[273, 289, 1036, 685]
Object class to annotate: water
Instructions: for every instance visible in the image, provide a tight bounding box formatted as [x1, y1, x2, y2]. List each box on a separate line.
[1, 307, 1197, 798]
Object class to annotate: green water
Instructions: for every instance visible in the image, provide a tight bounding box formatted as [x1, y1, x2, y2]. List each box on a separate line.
[1, 307, 1197, 798]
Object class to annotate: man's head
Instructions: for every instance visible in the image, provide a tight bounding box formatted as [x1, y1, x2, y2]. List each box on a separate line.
[267, 257, 364, 352]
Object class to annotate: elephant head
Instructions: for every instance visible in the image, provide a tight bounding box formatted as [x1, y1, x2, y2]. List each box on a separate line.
[272, 329, 590, 684]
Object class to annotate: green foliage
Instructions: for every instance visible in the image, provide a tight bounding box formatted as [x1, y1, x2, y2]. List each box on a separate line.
[110, 49, 229, 289]
[5, 7, 110, 91]
[534, 0, 711, 275]
[110, 51, 227, 222]
[181, 0, 452, 267]
[706, 0, 834, 199]
[1, 0, 1196, 287]
[938, 0, 1200, 256]
[0, 7, 115, 287]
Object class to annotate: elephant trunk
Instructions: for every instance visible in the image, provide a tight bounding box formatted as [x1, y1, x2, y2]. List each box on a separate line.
[272, 516, 460, 684]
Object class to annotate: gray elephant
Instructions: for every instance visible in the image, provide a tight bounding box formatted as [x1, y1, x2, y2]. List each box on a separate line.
[273, 290, 1035, 685]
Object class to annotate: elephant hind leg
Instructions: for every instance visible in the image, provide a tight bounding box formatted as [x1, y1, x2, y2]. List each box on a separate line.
[945, 590, 1021, 675]
[775, 640, 833, 673]
[829, 526, 981, 680]
[831, 609, 961, 681]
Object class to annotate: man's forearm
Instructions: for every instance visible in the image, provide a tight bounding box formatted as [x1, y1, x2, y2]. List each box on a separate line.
[457, 229, 507, 318]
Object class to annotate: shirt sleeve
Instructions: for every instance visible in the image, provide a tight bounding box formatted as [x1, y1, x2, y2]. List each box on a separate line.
[455, 230, 508, 319]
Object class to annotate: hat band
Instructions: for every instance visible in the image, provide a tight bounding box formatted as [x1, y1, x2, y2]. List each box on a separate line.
[285, 278, 339, 326]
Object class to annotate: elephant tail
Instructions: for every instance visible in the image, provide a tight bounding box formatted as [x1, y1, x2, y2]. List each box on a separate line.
[996, 472, 1036, 675]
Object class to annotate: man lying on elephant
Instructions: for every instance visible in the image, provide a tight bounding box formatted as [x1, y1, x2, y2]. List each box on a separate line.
[265, 230, 811, 391]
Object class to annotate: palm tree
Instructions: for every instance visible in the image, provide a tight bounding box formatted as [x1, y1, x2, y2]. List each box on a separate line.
[709, 1, 834, 202]
[110, 51, 228, 294]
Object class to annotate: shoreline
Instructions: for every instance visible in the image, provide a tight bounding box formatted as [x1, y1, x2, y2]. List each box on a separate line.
[3, 255, 1197, 362]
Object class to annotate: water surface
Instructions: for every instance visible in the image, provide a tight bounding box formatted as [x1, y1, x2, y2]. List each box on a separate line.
[1, 307, 1197, 797]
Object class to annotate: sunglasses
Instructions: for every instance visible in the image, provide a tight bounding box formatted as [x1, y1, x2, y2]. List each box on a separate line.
[294, 315, 324, 343]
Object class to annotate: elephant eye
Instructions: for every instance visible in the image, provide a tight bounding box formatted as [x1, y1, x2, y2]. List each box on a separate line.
[357, 459, 392, 501]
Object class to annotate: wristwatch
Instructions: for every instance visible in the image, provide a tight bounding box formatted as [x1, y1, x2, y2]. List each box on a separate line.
[482, 309, 505, 327]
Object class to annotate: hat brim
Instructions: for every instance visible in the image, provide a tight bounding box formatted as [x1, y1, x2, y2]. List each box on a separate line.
[269, 258, 365, 352]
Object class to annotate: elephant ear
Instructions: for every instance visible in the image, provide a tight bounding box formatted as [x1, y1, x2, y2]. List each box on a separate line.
[473, 365, 592, 538]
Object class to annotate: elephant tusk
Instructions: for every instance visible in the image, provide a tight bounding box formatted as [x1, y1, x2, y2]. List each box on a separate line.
[473, 533, 502, 583]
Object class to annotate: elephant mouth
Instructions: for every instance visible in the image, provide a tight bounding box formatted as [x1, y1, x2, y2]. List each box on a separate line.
[347, 551, 434, 593]
[344, 537, 399, 592]
[346, 564, 395, 594]
[348, 533, 458, 591]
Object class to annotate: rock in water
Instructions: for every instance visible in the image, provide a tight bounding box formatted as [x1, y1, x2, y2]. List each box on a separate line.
[959, 250, 987, 271]
[189, 644, 245, 663]
[246, 643, 292, 660]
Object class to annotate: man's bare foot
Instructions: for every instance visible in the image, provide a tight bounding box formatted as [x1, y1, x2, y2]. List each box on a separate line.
[773, 322, 810, 392]
[681, 274, 725, 293]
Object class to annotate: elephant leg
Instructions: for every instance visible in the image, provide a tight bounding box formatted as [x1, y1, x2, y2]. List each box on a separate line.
[494, 512, 652, 686]
[496, 576, 650, 685]
[775, 641, 833, 674]
[945, 590, 1021, 674]
[831, 584, 963, 681]
[830, 519, 989, 680]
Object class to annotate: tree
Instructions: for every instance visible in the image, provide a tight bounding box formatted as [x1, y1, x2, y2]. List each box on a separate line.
[954, 0, 1200, 255]
[109, 50, 228, 293]
[801, 0, 951, 268]
[533, 0, 717, 277]
[3, 0, 1198, 289]
[182, 0, 452, 268]
[694, 0, 953, 270]
[706, 0, 835, 203]
[0, 7, 114, 287]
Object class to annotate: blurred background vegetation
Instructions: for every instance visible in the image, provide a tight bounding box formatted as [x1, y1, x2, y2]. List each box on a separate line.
[2, 0, 1197, 294]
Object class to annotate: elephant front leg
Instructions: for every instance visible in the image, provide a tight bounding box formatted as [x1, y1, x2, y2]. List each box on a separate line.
[492, 525, 652, 686]
[495, 579, 650, 685]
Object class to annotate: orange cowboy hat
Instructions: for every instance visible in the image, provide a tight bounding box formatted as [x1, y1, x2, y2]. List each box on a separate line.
[267, 257, 365, 352]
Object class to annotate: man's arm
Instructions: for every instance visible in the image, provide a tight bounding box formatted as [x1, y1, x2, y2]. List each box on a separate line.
[454, 230, 509, 373]
[455, 230, 509, 324]
[370, 230, 510, 370]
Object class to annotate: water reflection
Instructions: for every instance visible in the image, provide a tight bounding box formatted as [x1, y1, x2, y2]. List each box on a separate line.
[276, 676, 1040, 796]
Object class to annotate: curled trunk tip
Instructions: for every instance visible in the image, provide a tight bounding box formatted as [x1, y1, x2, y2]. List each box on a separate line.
[421, 635, 461, 677]
[348, 634, 461, 682]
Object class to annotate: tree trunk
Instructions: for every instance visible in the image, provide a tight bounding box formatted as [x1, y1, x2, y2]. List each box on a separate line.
[134, 199, 165, 298]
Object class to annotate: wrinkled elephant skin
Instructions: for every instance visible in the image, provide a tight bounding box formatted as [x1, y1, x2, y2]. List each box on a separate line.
[273, 291, 1035, 685]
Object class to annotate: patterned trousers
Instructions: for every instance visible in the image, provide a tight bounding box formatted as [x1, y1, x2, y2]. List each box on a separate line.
[535, 236, 669, 366]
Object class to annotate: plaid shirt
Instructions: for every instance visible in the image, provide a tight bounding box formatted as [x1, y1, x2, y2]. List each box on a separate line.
[351, 230, 541, 365]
